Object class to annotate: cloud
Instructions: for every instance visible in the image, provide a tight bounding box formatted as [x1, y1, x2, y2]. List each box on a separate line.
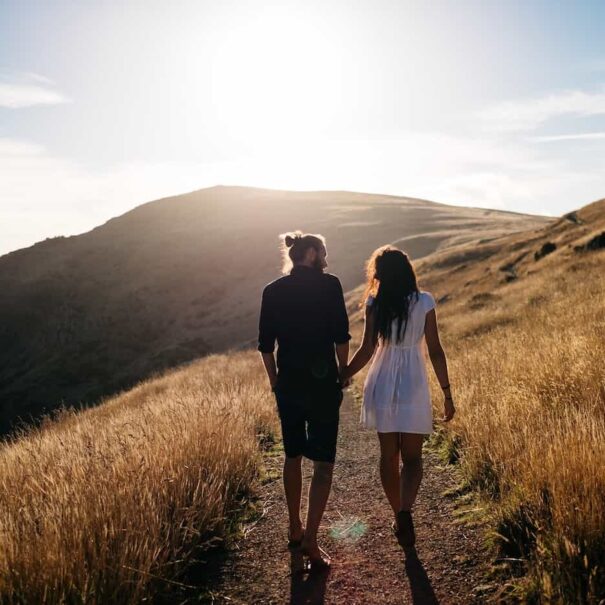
[0, 137, 227, 255]
[480, 87, 605, 131]
[0, 73, 70, 108]
[2, 128, 605, 256]
[529, 132, 605, 142]
[21, 72, 56, 86]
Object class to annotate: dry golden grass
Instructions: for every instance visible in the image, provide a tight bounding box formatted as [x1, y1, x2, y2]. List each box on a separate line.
[0, 351, 277, 603]
[430, 253, 605, 601]
[414, 208, 605, 601]
[0, 197, 602, 603]
[344, 199, 605, 601]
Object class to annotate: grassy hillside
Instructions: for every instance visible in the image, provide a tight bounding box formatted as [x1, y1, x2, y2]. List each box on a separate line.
[0, 351, 277, 603]
[348, 197, 605, 601]
[0, 195, 601, 603]
[0, 185, 547, 435]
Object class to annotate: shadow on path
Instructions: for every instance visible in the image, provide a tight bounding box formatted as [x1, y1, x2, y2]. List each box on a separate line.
[214, 390, 493, 603]
[289, 551, 329, 605]
[403, 547, 439, 605]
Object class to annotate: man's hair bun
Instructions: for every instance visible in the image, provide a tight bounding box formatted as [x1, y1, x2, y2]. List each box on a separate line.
[284, 232, 302, 248]
[278, 230, 326, 274]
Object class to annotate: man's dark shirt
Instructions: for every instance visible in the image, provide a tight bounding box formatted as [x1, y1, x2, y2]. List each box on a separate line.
[258, 265, 351, 390]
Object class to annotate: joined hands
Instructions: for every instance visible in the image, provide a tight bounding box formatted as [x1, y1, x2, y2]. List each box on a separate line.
[339, 365, 352, 388]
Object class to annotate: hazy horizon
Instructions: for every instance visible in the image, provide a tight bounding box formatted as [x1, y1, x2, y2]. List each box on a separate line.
[2, 0, 605, 255]
[0, 183, 556, 257]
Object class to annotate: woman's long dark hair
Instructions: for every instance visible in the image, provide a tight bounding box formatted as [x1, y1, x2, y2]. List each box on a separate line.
[361, 245, 420, 343]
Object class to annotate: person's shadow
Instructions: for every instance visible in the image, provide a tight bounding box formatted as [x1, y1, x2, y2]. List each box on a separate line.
[288, 551, 329, 605]
[286, 545, 438, 605]
[402, 546, 439, 605]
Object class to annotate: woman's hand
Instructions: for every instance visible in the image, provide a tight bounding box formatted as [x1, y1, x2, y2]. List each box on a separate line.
[443, 397, 456, 422]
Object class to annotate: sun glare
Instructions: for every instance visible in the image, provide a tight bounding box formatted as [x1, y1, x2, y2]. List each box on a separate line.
[207, 12, 350, 147]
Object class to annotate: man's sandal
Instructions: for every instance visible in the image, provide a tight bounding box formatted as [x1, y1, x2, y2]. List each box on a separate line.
[287, 530, 305, 549]
[301, 545, 331, 573]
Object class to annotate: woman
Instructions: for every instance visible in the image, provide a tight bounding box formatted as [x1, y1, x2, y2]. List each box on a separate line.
[340, 245, 455, 548]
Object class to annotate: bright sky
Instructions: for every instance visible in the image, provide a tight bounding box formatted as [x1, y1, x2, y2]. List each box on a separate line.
[1, 0, 605, 255]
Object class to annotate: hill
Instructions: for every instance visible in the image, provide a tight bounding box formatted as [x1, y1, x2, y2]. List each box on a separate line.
[0, 185, 548, 434]
[0, 196, 602, 603]
[346, 197, 604, 324]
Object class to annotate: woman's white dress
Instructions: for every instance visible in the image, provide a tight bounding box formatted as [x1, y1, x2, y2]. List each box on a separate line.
[361, 291, 436, 434]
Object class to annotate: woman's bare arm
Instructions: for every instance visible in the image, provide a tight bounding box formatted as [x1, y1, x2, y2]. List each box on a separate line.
[342, 305, 378, 380]
[424, 309, 449, 386]
[424, 309, 455, 421]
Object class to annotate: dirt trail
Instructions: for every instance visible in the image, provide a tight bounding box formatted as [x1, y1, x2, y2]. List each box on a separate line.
[209, 390, 497, 604]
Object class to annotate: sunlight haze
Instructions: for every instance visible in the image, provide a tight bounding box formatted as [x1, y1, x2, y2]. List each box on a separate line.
[1, 0, 605, 254]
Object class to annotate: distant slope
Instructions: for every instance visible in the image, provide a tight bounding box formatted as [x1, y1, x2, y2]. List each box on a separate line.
[347, 197, 605, 328]
[418, 197, 605, 323]
[0, 185, 548, 433]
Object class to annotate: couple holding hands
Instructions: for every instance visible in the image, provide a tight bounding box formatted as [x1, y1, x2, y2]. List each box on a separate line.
[258, 230, 455, 572]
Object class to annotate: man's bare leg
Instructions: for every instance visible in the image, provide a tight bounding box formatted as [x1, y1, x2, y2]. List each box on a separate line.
[301, 460, 334, 558]
[283, 455, 304, 540]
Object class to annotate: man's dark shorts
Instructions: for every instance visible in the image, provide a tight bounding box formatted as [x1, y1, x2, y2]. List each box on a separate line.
[273, 383, 343, 463]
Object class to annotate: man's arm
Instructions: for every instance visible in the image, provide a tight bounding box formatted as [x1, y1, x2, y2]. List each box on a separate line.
[260, 352, 278, 389]
[258, 287, 278, 389]
[331, 277, 352, 376]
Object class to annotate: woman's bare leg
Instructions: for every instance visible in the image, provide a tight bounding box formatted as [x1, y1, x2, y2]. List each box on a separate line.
[377, 432, 401, 520]
[399, 433, 424, 512]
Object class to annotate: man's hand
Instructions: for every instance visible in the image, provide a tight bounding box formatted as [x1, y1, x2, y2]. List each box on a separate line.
[339, 365, 352, 388]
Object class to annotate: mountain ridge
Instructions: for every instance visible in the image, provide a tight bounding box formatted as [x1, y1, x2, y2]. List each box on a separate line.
[0, 185, 550, 434]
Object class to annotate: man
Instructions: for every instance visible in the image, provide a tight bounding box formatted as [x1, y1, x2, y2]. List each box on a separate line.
[258, 230, 351, 571]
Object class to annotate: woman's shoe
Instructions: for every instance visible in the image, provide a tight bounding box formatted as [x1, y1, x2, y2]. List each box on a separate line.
[395, 510, 416, 548]
[391, 520, 407, 547]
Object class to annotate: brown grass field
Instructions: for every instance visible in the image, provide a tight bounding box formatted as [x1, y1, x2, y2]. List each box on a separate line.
[0, 353, 278, 603]
[417, 200, 605, 602]
[425, 254, 604, 602]
[0, 198, 603, 603]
